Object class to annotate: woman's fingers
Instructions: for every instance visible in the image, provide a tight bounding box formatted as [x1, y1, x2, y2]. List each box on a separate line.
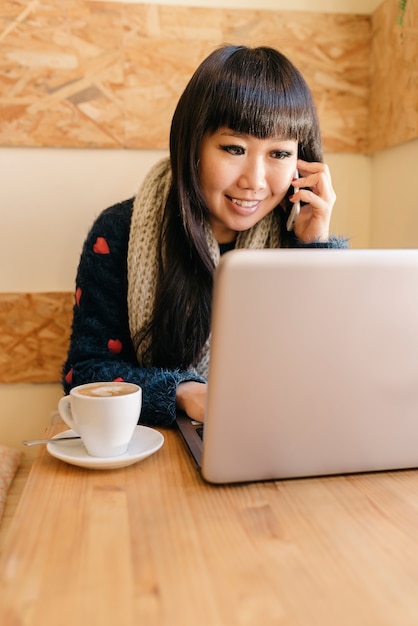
[291, 159, 336, 242]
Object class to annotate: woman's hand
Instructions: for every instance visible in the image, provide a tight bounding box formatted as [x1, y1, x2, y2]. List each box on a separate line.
[291, 159, 336, 243]
[176, 381, 207, 422]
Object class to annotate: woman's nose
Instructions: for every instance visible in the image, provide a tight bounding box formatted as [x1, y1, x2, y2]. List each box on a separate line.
[237, 159, 267, 191]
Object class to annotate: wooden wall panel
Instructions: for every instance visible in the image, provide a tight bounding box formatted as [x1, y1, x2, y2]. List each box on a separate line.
[0, 0, 371, 153]
[369, 0, 418, 152]
[0, 293, 73, 384]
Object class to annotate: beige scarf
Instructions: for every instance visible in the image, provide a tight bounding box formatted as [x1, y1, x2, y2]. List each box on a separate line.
[127, 157, 281, 378]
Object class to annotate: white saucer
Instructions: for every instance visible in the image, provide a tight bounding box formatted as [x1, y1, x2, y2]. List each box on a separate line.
[46, 426, 164, 470]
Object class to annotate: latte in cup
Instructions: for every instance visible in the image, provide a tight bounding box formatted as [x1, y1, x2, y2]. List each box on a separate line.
[58, 381, 142, 457]
[77, 382, 138, 397]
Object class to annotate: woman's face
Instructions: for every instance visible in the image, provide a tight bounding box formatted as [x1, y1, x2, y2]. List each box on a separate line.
[199, 128, 298, 243]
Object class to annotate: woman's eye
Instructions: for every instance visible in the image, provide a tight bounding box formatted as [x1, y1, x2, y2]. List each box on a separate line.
[220, 144, 245, 156]
[271, 150, 292, 160]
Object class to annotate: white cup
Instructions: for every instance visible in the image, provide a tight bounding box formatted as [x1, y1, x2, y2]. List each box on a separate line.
[58, 382, 142, 457]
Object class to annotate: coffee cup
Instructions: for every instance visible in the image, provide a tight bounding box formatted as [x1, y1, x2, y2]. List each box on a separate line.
[58, 382, 142, 457]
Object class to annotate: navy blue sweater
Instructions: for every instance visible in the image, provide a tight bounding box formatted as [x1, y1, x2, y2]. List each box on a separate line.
[62, 199, 347, 426]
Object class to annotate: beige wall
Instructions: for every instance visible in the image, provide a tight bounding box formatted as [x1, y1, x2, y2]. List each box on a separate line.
[0, 148, 165, 292]
[370, 138, 418, 249]
[2, 0, 417, 450]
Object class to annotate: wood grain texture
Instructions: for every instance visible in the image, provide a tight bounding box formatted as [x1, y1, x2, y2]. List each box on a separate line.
[0, 292, 73, 384]
[3, 425, 418, 625]
[0, 457, 32, 555]
[369, 0, 418, 152]
[0, 0, 371, 153]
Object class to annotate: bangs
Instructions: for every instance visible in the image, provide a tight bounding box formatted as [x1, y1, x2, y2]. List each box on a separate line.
[204, 49, 315, 144]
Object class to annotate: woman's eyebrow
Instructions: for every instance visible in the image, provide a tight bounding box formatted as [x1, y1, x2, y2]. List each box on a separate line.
[218, 130, 245, 138]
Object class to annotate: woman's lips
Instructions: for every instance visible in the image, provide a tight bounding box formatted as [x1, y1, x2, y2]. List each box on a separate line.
[227, 196, 262, 216]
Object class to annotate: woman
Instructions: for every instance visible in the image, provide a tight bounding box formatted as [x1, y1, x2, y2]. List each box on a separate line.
[62, 44, 346, 425]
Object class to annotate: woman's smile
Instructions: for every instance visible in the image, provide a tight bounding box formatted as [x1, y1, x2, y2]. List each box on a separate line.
[226, 195, 263, 215]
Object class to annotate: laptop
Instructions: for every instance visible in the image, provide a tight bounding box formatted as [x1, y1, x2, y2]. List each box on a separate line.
[176, 248, 418, 484]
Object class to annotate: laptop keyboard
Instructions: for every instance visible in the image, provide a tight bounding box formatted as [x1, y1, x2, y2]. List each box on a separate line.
[196, 426, 204, 440]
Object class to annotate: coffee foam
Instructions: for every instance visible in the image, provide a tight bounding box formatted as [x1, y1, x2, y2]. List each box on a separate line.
[77, 383, 137, 397]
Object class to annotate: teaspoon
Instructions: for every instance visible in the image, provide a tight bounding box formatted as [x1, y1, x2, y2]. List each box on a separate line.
[22, 436, 81, 446]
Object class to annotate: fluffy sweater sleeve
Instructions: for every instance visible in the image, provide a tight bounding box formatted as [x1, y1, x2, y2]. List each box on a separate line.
[62, 199, 205, 427]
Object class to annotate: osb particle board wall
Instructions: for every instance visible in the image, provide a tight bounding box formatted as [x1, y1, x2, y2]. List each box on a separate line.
[2, 0, 371, 153]
[2, 0, 417, 152]
[2, 1, 416, 154]
[370, 0, 418, 152]
[0, 293, 74, 384]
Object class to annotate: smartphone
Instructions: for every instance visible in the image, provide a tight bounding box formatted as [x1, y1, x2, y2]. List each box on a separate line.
[286, 170, 300, 232]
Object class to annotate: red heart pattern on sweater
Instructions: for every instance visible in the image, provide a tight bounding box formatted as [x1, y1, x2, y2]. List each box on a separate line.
[75, 287, 82, 307]
[108, 339, 122, 354]
[93, 237, 110, 254]
[64, 369, 73, 384]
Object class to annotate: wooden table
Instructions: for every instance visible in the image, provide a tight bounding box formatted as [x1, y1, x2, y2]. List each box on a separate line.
[2, 423, 418, 625]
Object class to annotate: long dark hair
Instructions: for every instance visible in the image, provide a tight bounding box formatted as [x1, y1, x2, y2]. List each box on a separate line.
[137, 45, 322, 370]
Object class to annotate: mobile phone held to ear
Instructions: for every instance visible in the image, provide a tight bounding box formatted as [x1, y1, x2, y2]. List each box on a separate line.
[286, 170, 300, 232]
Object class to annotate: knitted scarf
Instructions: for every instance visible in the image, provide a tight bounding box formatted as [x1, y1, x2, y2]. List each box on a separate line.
[127, 157, 281, 378]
